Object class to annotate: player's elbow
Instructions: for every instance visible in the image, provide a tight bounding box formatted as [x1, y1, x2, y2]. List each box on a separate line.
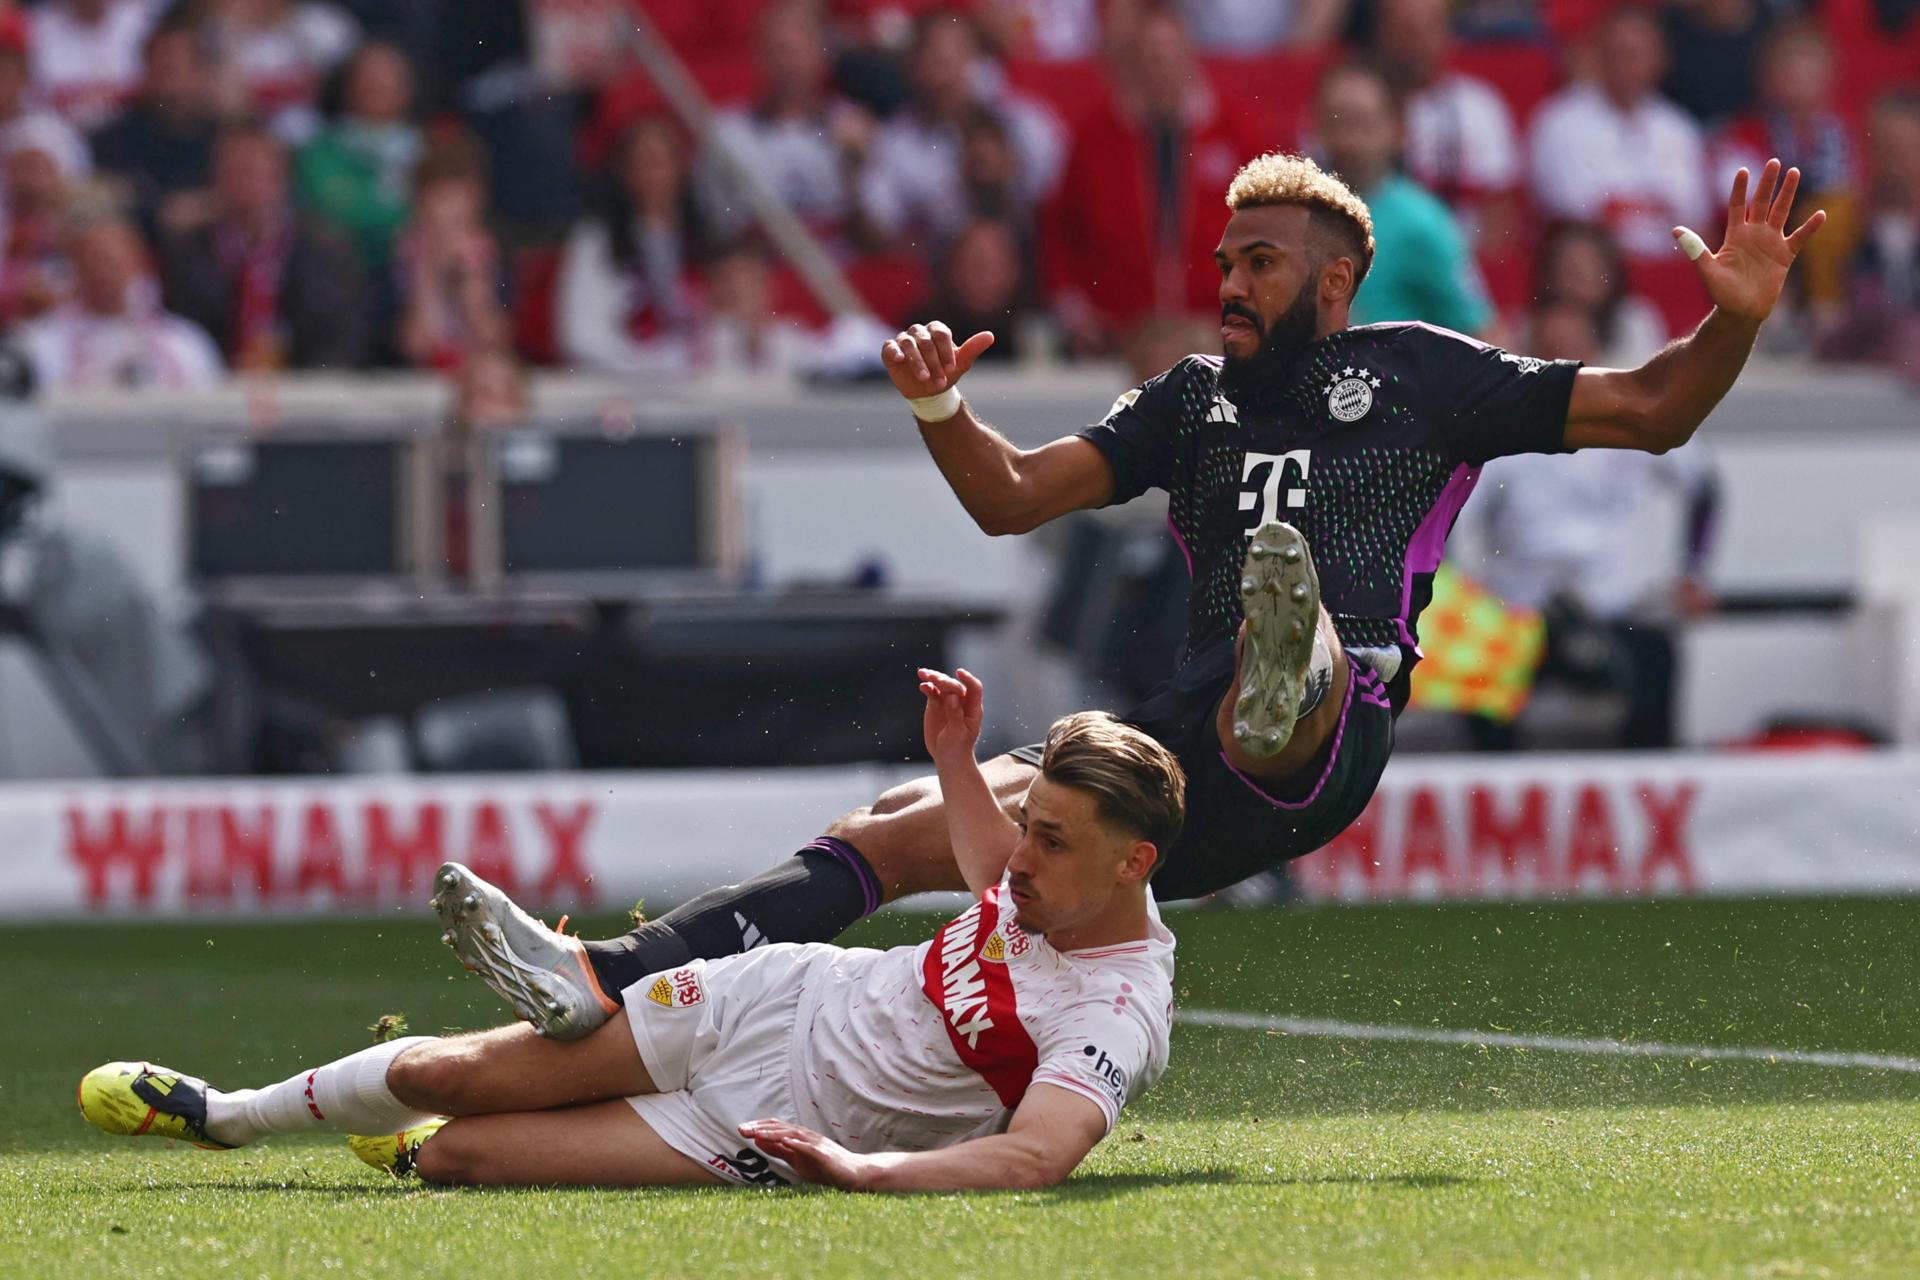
[974, 505, 1041, 538]
[1605, 392, 1687, 456]
[1000, 1141, 1081, 1189]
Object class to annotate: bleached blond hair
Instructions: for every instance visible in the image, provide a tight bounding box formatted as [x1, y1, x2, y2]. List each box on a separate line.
[1225, 152, 1376, 284]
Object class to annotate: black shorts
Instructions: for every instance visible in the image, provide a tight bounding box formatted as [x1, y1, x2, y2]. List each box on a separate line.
[1009, 638, 1395, 901]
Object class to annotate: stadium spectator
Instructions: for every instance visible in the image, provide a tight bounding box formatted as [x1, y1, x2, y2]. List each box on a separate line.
[1662, 0, 1767, 127]
[856, 9, 1062, 250]
[28, 0, 155, 131]
[1528, 7, 1711, 257]
[1041, 5, 1261, 349]
[160, 123, 368, 370]
[292, 40, 420, 274]
[701, 1, 868, 251]
[557, 115, 707, 377]
[957, 107, 1032, 237]
[1533, 221, 1668, 365]
[433, 0, 580, 227]
[0, 18, 86, 188]
[0, 118, 88, 327]
[975, 0, 1102, 59]
[1316, 59, 1492, 335]
[200, 0, 360, 143]
[1122, 310, 1215, 382]
[1466, 299, 1718, 751]
[1818, 90, 1920, 379]
[913, 216, 1031, 363]
[700, 238, 815, 375]
[1370, 0, 1522, 252]
[0, 24, 88, 212]
[19, 213, 223, 389]
[90, 21, 220, 239]
[393, 134, 508, 371]
[1178, 0, 1349, 51]
[1714, 19, 1859, 313]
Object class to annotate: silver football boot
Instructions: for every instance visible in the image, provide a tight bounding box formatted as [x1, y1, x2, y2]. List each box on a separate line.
[431, 862, 618, 1040]
[1231, 521, 1324, 759]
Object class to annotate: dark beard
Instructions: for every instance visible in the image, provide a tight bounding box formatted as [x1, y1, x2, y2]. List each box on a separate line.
[1218, 287, 1320, 401]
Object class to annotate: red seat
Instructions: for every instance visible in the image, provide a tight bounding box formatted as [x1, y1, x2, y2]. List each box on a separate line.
[511, 244, 564, 367]
[1451, 42, 1562, 130]
[769, 252, 930, 327]
[1625, 255, 1711, 336]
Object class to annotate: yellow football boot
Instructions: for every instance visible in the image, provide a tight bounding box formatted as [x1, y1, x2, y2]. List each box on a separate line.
[77, 1061, 235, 1150]
[349, 1118, 448, 1178]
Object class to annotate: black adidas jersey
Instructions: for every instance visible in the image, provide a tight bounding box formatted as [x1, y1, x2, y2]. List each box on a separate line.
[1078, 322, 1580, 710]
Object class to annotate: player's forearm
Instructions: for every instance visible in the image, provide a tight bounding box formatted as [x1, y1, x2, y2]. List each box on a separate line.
[857, 1130, 1072, 1192]
[1627, 308, 1762, 450]
[931, 749, 1020, 896]
[917, 403, 1040, 536]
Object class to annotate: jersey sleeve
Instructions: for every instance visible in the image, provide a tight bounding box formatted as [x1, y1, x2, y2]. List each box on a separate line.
[1074, 358, 1190, 505]
[1029, 1001, 1162, 1134]
[1414, 327, 1581, 465]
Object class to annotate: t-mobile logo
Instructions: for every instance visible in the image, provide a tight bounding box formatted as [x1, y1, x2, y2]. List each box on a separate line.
[735, 912, 766, 950]
[1239, 449, 1312, 534]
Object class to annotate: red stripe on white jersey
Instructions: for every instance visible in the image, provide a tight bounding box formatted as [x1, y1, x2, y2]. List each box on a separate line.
[919, 884, 1038, 1108]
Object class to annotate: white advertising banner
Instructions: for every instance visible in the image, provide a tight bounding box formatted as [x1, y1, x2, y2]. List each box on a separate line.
[0, 752, 1917, 919]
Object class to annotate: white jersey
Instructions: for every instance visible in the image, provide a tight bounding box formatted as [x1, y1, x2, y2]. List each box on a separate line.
[789, 876, 1175, 1151]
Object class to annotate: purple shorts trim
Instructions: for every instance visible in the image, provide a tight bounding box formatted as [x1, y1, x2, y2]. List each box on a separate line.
[1353, 664, 1393, 710]
[802, 836, 881, 917]
[1218, 658, 1359, 811]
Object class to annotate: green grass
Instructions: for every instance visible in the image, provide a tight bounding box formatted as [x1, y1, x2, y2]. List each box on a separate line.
[5, 898, 1919, 1278]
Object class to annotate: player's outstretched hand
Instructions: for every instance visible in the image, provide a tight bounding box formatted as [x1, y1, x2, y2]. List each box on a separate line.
[882, 321, 994, 399]
[1674, 158, 1826, 325]
[918, 666, 984, 765]
[739, 1119, 871, 1190]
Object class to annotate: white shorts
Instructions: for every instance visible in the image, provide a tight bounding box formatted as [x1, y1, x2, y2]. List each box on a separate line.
[622, 943, 824, 1187]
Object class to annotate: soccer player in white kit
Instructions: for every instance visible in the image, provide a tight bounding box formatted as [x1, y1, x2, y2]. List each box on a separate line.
[76, 670, 1185, 1192]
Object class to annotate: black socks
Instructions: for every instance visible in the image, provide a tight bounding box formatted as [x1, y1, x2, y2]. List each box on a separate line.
[581, 837, 882, 1004]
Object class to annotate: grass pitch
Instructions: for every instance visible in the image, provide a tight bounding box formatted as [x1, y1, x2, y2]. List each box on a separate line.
[4, 897, 1918, 1279]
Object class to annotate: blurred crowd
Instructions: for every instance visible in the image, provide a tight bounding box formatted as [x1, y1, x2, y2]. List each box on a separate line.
[0, 0, 1912, 395]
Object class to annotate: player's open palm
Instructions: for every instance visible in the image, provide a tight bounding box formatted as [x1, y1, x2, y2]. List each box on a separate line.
[883, 321, 995, 398]
[739, 1120, 870, 1189]
[1676, 158, 1826, 324]
[918, 667, 984, 764]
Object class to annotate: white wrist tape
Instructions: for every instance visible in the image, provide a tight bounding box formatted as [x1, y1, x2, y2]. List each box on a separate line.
[907, 385, 963, 422]
[1675, 228, 1709, 261]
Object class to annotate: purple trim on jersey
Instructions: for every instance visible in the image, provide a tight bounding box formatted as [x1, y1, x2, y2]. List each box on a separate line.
[1397, 462, 1482, 650]
[803, 836, 880, 917]
[1166, 511, 1194, 577]
[1218, 660, 1357, 810]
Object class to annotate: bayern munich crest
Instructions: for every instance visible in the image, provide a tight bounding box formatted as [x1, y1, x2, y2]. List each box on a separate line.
[1325, 366, 1382, 422]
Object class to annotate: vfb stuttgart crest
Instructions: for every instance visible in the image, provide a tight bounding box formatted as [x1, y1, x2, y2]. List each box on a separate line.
[1325, 365, 1381, 422]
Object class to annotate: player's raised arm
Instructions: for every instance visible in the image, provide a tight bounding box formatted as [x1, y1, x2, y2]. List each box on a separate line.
[884, 321, 1115, 535]
[918, 667, 1019, 896]
[740, 1082, 1109, 1192]
[1563, 159, 1826, 454]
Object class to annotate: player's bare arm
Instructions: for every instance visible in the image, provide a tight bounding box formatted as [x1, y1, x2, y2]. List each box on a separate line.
[1564, 159, 1826, 453]
[918, 666, 1020, 896]
[740, 1082, 1108, 1192]
[883, 321, 1115, 535]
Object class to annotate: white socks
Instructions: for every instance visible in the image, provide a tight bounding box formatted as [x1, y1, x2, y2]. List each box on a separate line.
[204, 1036, 437, 1147]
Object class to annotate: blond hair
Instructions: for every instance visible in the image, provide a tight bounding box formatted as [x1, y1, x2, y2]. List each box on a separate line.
[1040, 712, 1186, 863]
[1225, 151, 1376, 284]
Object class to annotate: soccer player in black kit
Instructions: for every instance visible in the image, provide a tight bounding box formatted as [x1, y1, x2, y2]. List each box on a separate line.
[434, 152, 1826, 1041]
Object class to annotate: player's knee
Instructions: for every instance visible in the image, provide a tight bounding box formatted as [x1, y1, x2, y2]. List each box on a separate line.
[866, 774, 938, 818]
[386, 1042, 481, 1115]
[413, 1124, 487, 1185]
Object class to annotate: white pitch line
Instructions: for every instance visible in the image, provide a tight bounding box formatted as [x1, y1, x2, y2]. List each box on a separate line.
[1176, 1009, 1920, 1074]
